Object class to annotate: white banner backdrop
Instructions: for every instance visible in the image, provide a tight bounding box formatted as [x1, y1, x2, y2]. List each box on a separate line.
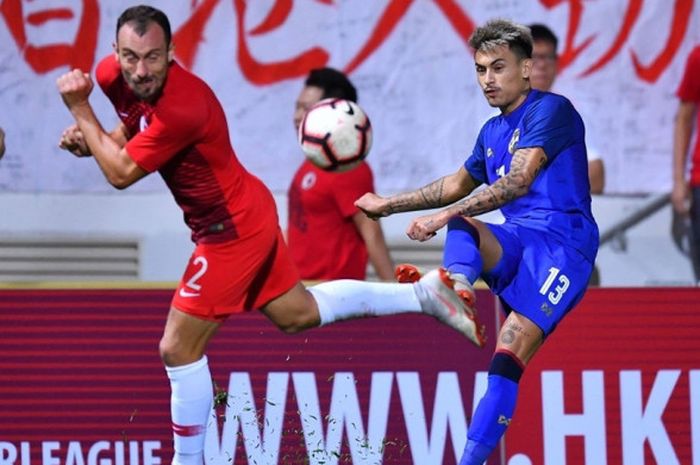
[0, 0, 698, 194]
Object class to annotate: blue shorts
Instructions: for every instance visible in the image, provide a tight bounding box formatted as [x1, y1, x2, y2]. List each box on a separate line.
[480, 222, 594, 336]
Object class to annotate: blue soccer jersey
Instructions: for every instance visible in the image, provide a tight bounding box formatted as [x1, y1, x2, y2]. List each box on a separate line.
[465, 89, 599, 262]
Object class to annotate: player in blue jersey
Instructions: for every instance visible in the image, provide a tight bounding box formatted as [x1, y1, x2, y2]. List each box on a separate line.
[355, 19, 599, 464]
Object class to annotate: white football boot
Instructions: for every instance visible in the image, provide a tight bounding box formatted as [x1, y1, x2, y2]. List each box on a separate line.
[413, 267, 486, 348]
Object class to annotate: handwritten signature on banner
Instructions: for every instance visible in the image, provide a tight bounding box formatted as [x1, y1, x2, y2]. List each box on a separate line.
[1, 0, 694, 84]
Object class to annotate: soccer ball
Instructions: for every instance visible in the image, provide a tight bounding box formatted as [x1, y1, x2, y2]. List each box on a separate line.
[298, 98, 373, 171]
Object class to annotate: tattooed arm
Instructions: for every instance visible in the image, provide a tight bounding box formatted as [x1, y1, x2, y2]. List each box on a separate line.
[450, 147, 547, 217]
[385, 167, 480, 214]
[355, 166, 479, 220]
[405, 147, 547, 241]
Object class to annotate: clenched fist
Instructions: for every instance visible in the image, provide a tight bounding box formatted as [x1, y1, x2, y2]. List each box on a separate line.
[56, 69, 94, 109]
[58, 124, 91, 157]
[355, 192, 390, 220]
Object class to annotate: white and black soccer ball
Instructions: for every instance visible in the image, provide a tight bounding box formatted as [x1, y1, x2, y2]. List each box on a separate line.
[298, 98, 373, 172]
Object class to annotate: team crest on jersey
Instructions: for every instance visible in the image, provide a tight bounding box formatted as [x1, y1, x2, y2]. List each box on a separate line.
[508, 128, 520, 154]
[139, 115, 149, 132]
[301, 172, 316, 190]
[486, 147, 494, 158]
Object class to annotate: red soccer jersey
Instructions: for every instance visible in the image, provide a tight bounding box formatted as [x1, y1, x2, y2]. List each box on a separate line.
[287, 160, 374, 280]
[96, 55, 276, 244]
[677, 45, 700, 186]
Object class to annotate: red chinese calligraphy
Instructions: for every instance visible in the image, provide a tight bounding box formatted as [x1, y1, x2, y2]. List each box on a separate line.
[630, 0, 693, 83]
[540, 0, 693, 83]
[174, 0, 330, 85]
[345, 0, 475, 74]
[344, 0, 475, 74]
[577, 0, 643, 77]
[221, 0, 690, 85]
[5, 0, 688, 84]
[173, 0, 475, 84]
[539, 0, 594, 71]
[0, 0, 99, 73]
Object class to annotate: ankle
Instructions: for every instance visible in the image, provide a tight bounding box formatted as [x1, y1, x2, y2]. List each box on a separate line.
[460, 439, 492, 465]
[450, 272, 472, 289]
[173, 452, 203, 465]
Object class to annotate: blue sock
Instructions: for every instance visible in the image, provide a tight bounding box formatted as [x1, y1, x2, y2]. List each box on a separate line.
[459, 440, 493, 465]
[459, 351, 524, 465]
[443, 217, 482, 283]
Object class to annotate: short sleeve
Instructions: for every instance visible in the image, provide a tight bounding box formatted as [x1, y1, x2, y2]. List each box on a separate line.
[677, 46, 700, 103]
[332, 162, 375, 218]
[517, 95, 582, 162]
[464, 126, 487, 184]
[125, 103, 204, 172]
[95, 55, 122, 105]
[95, 56, 118, 90]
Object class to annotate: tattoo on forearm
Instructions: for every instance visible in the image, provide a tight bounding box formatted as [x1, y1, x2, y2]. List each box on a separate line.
[419, 178, 444, 206]
[419, 187, 431, 206]
[453, 148, 545, 217]
[388, 178, 446, 213]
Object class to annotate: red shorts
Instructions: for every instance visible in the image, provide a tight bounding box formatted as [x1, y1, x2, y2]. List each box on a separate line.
[171, 227, 299, 321]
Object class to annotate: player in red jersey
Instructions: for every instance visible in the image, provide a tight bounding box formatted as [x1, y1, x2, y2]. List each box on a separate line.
[673, 45, 700, 282]
[288, 68, 394, 281]
[56, 6, 484, 464]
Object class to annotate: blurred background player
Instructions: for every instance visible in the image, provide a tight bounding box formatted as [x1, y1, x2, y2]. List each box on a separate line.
[288, 68, 394, 281]
[56, 6, 481, 465]
[672, 44, 700, 284]
[528, 23, 605, 194]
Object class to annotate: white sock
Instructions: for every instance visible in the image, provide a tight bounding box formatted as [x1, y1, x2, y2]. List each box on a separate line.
[309, 280, 422, 326]
[450, 272, 473, 291]
[165, 356, 213, 465]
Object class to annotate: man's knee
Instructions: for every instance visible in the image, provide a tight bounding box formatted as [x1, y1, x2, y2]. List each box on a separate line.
[159, 332, 203, 367]
[159, 335, 180, 366]
[272, 306, 318, 334]
[263, 285, 320, 334]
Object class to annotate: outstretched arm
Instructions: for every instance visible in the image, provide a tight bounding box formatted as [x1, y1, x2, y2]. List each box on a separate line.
[57, 69, 147, 189]
[450, 147, 546, 217]
[355, 166, 479, 219]
[406, 147, 547, 241]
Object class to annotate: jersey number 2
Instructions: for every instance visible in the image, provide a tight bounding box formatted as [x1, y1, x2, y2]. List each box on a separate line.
[539, 266, 570, 305]
[185, 256, 208, 291]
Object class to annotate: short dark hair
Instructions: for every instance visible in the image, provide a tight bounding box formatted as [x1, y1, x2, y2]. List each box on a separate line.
[468, 19, 533, 60]
[529, 23, 558, 51]
[117, 5, 172, 46]
[305, 68, 358, 103]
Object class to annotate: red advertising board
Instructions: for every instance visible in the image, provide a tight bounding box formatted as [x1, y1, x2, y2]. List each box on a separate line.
[0, 288, 499, 465]
[3, 287, 698, 464]
[504, 288, 700, 465]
